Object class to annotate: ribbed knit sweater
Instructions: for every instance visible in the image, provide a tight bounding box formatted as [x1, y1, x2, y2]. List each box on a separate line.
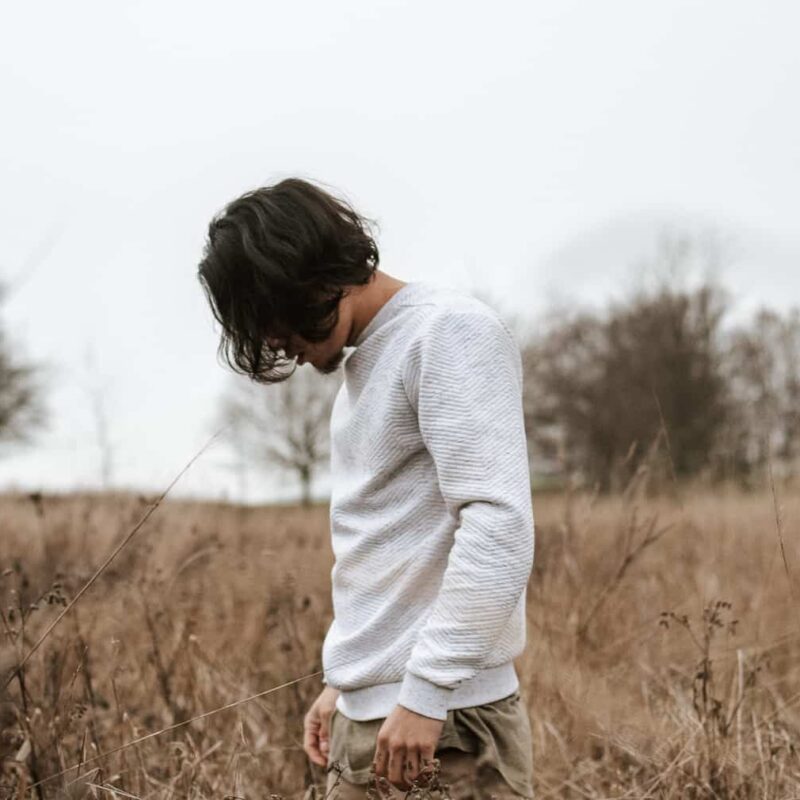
[321, 280, 535, 722]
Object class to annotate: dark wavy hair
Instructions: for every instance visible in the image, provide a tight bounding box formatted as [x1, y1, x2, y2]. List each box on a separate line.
[198, 177, 380, 383]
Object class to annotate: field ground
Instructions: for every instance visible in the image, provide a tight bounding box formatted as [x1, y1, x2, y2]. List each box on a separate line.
[1, 478, 799, 798]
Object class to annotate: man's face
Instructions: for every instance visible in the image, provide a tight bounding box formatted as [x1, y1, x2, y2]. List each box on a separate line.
[266, 293, 354, 375]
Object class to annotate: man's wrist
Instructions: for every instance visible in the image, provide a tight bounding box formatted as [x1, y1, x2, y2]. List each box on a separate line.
[397, 670, 454, 721]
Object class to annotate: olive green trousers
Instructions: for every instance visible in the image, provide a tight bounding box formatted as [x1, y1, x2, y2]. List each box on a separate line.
[324, 689, 534, 800]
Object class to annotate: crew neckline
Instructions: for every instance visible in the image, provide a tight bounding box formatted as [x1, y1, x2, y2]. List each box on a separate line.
[353, 281, 425, 347]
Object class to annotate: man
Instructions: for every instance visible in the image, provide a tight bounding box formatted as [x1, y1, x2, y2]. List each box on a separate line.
[198, 177, 536, 799]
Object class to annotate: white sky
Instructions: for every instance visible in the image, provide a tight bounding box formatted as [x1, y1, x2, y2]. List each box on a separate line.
[1, 0, 798, 504]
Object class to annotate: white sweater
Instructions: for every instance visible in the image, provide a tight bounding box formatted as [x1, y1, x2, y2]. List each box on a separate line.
[321, 280, 535, 722]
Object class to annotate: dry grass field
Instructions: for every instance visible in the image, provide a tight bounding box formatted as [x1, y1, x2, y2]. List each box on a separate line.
[1, 471, 799, 798]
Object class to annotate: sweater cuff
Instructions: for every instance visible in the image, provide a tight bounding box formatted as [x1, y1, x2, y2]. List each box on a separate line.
[397, 671, 455, 721]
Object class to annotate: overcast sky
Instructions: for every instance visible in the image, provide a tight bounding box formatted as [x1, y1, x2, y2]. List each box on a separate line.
[1, 1, 798, 504]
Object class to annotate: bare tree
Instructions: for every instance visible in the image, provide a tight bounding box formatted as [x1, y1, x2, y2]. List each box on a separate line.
[522, 233, 731, 492]
[218, 365, 341, 506]
[717, 306, 800, 482]
[82, 343, 115, 489]
[0, 282, 47, 450]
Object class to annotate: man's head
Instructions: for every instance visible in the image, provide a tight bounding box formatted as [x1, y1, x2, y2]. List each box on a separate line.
[198, 177, 379, 382]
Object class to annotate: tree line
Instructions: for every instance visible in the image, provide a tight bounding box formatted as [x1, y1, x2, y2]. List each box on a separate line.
[2, 232, 797, 501]
[523, 281, 799, 492]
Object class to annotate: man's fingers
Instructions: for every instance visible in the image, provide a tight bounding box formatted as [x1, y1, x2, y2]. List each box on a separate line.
[404, 747, 421, 785]
[387, 744, 407, 786]
[373, 738, 389, 780]
[303, 716, 326, 767]
[319, 710, 332, 759]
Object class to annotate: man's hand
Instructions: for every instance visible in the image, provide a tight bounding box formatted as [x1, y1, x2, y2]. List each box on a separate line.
[373, 705, 445, 790]
[304, 686, 340, 766]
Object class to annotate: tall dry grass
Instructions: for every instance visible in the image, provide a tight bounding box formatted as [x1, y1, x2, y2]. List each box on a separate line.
[1, 469, 799, 798]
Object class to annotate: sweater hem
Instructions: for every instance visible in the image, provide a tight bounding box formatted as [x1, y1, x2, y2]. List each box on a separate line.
[334, 660, 519, 721]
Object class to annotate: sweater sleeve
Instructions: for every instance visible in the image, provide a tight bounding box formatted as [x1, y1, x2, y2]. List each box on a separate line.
[397, 308, 535, 720]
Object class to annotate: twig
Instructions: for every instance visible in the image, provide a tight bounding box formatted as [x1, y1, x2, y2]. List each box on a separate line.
[3, 426, 230, 690]
[26, 669, 322, 792]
